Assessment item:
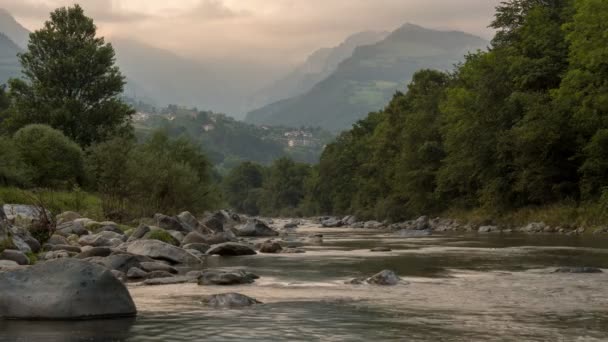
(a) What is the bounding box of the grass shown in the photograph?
[0,187,104,221]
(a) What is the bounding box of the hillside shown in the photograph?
[248,31,388,110]
[245,24,488,131]
[133,106,334,170]
[0,33,22,84]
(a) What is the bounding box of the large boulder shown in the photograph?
[127,224,151,242]
[234,220,278,237]
[203,293,261,308]
[259,241,283,254]
[197,270,258,285]
[0,258,137,319]
[0,249,30,265]
[154,214,191,233]
[321,218,343,228]
[206,242,257,256]
[8,225,41,253]
[126,239,200,264]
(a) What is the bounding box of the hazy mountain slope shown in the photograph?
[0,33,22,84]
[246,24,489,131]
[0,9,29,49]
[248,31,388,111]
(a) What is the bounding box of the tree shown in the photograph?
[223,162,265,215]
[0,136,31,187]
[12,124,84,188]
[4,5,133,146]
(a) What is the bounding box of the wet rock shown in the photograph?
[307,234,323,244]
[127,267,148,279]
[182,243,210,254]
[198,270,258,285]
[414,216,430,230]
[234,219,279,237]
[0,258,137,319]
[206,242,257,256]
[259,241,283,254]
[203,293,261,308]
[0,249,29,265]
[370,247,392,252]
[139,261,178,274]
[143,276,197,286]
[553,267,603,274]
[127,239,200,264]
[281,247,306,254]
[348,270,402,286]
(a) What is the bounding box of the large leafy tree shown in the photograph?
[5,5,133,146]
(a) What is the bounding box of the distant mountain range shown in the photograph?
[247,31,389,111]
[0,9,28,49]
[245,24,489,131]
[0,32,21,84]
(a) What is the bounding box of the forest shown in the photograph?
[1,1,608,229]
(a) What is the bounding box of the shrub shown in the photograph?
[13,124,84,188]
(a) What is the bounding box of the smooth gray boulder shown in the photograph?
[235,220,279,237]
[0,258,137,319]
[321,218,343,228]
[181,231,208,245]
[183,243,211,254]
[127,267,148,279]
[47,234,69,246]
[197,270,258,285]
[154,214,191,233]
[139,261,178,274]
[203,293,261,308]
[127,239,200,264]
[127,224,151,242]
[0,249,29,265]
[259,241,282,254]
[206,242,257,256]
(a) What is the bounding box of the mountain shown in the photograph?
[245,24,489,131]
[0,33,22,84]
[248,31,389,110]
[0,9,29,48]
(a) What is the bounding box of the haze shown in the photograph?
[2,0,499,68]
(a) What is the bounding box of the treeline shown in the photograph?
[226,0,608,223]
[0,5,218,220]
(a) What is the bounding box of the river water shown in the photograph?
[2,224,608,341]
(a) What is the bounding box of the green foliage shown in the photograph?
[0,135,30,187]
[3,5,133,146]
[13,124,84,188]
[0,187,103,220]
[223,162,265,215]
[147,229,178,246]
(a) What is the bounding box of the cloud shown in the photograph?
[186,0,249,20]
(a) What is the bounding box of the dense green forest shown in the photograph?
[2,1,608,228]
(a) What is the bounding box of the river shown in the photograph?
[2,223,608,341]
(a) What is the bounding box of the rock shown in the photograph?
[155,214,191,233]
[259,241,283,254]
[3,204,50,225]
[0,258,137,319]
[0,249,30,265]
[342,216,357,226]
[197,270,258,285]
[234,219,279,237]
[8,225,41,253]
[307,234,323,244]
[349,270,402,286]
[143,276,196,286]
[364,221,384,229]
[76,247,113,259]
[321,218,343,228]
[203,293,261,308]
[42,250,71,260]
[553,267,603,274]
[182,243,211,254]
[478,226,500,233]
[202,214,224,233]
[79,234,115,247]
[47,234,69,246]
[522,222,547,233]
[284,221,299,229]
[111,270,127,283]
[398,229,432,237]
[97,222,124,235]
[127,239,200,264]
[127,224,151,242]
[281,247,306,254]
[139,261,178,274]
[145,270,174,279]
[204,232,236,245]
[370,247,392,252]
[206,242,257,256]
[182,231,208,245]
[414,216,430,230]
[97,231,126,241]
[177,211,205,232]
[43,244,82,253]
[0,259,20,270]
[127,267,148,279]
[167,230,185,243]
[96,253,151,273]
[55,211,82,225]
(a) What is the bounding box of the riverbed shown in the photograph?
[2,223,608,341]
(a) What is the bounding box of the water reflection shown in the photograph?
[0,317,135,342]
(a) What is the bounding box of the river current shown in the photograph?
[2,223,608,341]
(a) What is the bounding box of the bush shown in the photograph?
[0,136,31,187]
[13,124,84,188]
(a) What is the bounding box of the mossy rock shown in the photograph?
[146,229,179,246]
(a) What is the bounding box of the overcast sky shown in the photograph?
[1,0,501,67]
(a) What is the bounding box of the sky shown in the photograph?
[0,0,501,68]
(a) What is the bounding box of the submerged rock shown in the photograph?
[197,270,258,285]
[259,241,283,254]
[0,258,137,319]
[234,219,279,237]
[348,270,402,286]
[203,293,261,308]
[370,247,392,252]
